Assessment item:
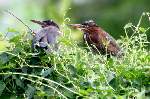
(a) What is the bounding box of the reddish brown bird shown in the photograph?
[69,20,123,57]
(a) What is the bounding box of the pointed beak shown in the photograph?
[68,24,84,29]
[31,20,45,26]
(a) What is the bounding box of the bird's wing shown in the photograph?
[39,35,48,48]
[88,32,106,52]
[46,26,60,44]
[34,28,48,41]
[105,32,121,55]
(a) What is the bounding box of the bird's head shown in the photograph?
[31,19,59,29]
[69,20,98,33]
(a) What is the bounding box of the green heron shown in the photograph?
[31,20,62,52]
[69,20,123,57]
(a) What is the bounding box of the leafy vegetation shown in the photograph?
[0,13,150,99]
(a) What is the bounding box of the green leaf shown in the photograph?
[124,23,132,29]
[7,28,18,33]
[0,41,10,52]
[16,78,24,88]
[0,81,6,96]
[79,89,89,95]
[37,91,47,97]
[25,85,36,99]
[9,35,21,43]
[139,27,146,33]
[40,68,53,77]
[0,53,9,64]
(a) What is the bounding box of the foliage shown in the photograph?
[0,13,150,99]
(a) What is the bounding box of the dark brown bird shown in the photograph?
[69,20,123,57]
[31,20,62,52]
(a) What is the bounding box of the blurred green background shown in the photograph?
[0,0,150,40]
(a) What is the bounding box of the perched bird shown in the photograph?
[69,20,123,57]
[31,20,62,52]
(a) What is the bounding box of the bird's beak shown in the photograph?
[68,24,84,29]
[31,20,45,26]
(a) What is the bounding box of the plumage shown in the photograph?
[31,20,61,52]
[69,20,123,57]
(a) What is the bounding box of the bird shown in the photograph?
[31,19,62,53]
[69,20,123,57]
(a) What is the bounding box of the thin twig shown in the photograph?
[0,72,82,96]
[21,77,68,99]
[4,10,34,35]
